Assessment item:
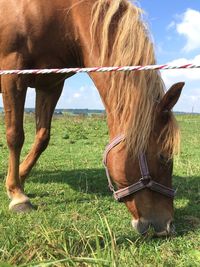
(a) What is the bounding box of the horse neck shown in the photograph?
[90,72,120,139]
[71,0,128,139]
[83,51,121,138]
[82,40,122,138]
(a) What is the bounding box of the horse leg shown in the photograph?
[19,83,63,186]
[1,74,32,212]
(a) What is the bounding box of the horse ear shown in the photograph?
[158,82,185,112]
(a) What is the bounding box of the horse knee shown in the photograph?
[36,128,50,152]
[6,128,24,149]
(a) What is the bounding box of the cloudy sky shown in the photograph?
[0,0,200,112]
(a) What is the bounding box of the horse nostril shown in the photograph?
[132,218,150,235]
[154,220,176,237]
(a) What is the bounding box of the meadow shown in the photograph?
[0,113,199,267]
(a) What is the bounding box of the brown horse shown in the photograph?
[0,0,184,236]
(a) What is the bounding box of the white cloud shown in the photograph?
[161,55,200,113]
[167,21,175,30]
[56,83,104,110]
[162,54,200,84]
[73,92,81,98]
[176,9,200,52]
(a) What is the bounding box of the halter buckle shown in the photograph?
[140,176,151,186]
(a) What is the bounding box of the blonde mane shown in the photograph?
[90,0,179,157]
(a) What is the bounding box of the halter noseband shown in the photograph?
[103,135,176,202]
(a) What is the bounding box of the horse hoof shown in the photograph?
[10,202,35,213]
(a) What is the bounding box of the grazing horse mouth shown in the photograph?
[132,218,176,236]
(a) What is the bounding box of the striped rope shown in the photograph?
[0,63,199,75]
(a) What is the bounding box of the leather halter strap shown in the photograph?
[103,135,176,202]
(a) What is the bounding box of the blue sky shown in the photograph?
[0,0,200,112]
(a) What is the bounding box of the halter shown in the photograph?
[103,135,176,202]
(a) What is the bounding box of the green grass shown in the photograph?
[0,114,199,267]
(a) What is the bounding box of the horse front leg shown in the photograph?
[19,83,63,187]
[1,74,33,212]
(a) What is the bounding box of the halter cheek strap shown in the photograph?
[103,135,176,202]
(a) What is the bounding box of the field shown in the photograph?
[0,114,199,267]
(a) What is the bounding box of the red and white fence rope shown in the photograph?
[0,63,199,75]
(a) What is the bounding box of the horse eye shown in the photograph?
[159,154,170,164]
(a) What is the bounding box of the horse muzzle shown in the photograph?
[132,218,176,237]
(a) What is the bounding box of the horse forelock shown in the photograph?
[90,0,179,157]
